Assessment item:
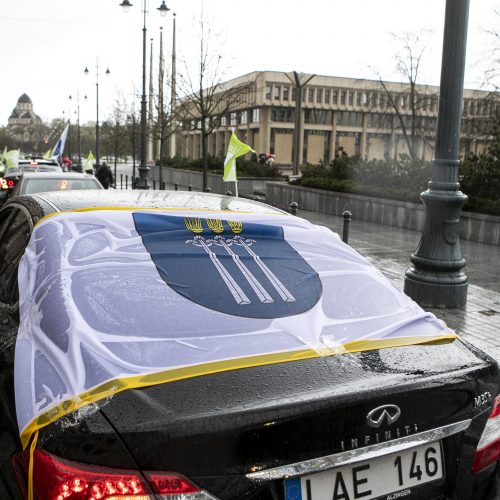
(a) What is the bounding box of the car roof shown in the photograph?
[19,158,59,165]
[20,190,287,215]
[4,166,62,176]
[18,172,97,180]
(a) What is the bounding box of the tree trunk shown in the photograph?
[202,132,208,191]
[410,83,418,160]
[159,124,165,189]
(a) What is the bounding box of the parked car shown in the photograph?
[0,172,102,205]
[0,190,499,500]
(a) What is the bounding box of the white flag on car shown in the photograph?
[15,208,456,448]
[50,122,70,161]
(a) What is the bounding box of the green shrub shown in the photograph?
[293,153,500,215]
[162,155,283,178]
[161,151,500,215]
[460,153,500,201]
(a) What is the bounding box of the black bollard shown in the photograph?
[204,187,211,193]
[120,174,123,190]
[125,175,128,190]
[290,202,298,215]
[188,185,193,192]
[161,181,166,190]
[226,191,232,196]
[342,211,352,244]
[153,180,156,190]
[174,182,178,191]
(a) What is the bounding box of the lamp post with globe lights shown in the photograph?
[120,0,170,189]
[69,94,87,167]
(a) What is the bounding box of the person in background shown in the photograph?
[61,156,73,171]
[265,154,276,168]
[95,162,114,189]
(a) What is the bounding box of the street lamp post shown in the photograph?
[68,95,74,161]
[69,94,87,166]
[404,0,470,307]
[66,98,72,161]
[84,61,110,168]
[120,0,170,190]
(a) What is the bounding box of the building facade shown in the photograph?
[7,93,45,144]
[178,71,496,166]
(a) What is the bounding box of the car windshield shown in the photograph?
[22,178,101,194]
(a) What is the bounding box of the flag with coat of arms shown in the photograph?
[15,207,456,450]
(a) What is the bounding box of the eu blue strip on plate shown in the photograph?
[285,478,302,500]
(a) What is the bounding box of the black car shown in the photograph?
[0,190,499,500]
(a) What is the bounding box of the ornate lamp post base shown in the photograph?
[137,165,150,189]
[405,270,468,309]
[404,276,468,309]
[404,183,468,308]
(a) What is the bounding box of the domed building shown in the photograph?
[7,93,44,143]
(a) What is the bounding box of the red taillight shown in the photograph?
[144,471,199,495]
[14,449,217,499]
[18,449,150,499]
[472,395,500,473]
[0,179,16,189]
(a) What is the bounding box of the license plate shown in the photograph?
[285,441,443,500]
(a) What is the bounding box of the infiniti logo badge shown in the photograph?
[366,404,401,428]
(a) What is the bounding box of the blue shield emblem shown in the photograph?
[133,213,322,319]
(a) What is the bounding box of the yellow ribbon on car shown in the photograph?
[20,333,456,450]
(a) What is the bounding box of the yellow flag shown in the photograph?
[43,148,52,160]
[223,132,255,182]
[84,151,95,173]
[4,149,20,169]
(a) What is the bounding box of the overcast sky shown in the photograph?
[1,0,498,127]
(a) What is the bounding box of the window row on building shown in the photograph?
[263,81,498,117]
[265,81,441,113]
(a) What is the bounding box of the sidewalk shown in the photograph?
[298,209,500,363]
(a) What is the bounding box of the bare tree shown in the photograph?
[375,31,437,160]
[102,96,128,182]
[151,94,176,188]
[149,30,176,189]
[176,13,254,190]
[483,11,500,92]
[483,11,500,154]
[125,93,141,182]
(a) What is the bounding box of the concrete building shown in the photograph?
[177,71,496,167]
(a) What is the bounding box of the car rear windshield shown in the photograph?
[22,178,101,194]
